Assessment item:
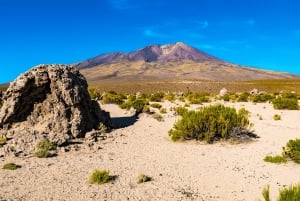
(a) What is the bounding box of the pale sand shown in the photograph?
[1,101,300,201]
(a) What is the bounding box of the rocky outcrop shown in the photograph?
[0,64,111,156]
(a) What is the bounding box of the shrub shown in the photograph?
[164,93,175,102]
[186,92,210,104]
[238,108,250,117]
[98,122,109,133]
[150,103,162,109]
[88,88,101,100]
[149,92,165,102]
[168,104,250,143]
[175,106,188,116]
[88,169,111,185]
[272,97,298,110]
[236,92,250,102]
[262,185,271,201]
[264,155,287,163]
[137,174,152,184]
[283,139,300,163]
[101,91,126,105]
[159,108,167,114]
[132,99,149,114]
[250,94,273,103]
[152,113,164,122]
[34,139,56,158]
[3,163,21,170]
[273,114,281,121]
[278,183,300,201]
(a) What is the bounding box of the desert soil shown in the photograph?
[1,100,300,201]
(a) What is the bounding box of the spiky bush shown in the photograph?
[168,104,250,143]
[101,91,126,105]
[150,103,162,109]
[273,114,281,120]
[149,92,165,102]
[88,169,111,185]
[250,94,274,103]
[283,139,300,163]
[132,99,149,114]
[3,163,21,170]
[260,184,300,201]
[164,93,175,102]
[272,97,298,110]
[185,92,210,104]
[278,183,300,201]
[236,92,250,102]
[137,174,152,184]
[88,88,101,100]
[264,155,287,164]
[175,106,188,116]
[34,139,56,158]
[0,136,6,147]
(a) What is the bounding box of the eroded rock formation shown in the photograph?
[0,64,111,156]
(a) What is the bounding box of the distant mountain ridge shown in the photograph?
[74,42,222,70]
[74,42,298,81]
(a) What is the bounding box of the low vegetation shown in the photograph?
[2,163,21,170]
[34,138,56,158]
[0,136,6,147]
[283,139,300,163]
[273,114,281,120]
[272,97,298,110]
[169,104,251,143]
[101,91,126,105]
[88,87,101,100]
[264,155,287,163]
[88,169,111,185]
[137,174,152,184]
[152,113,164,122]
[260,183,300,201]
[150,103,162,109]
[174,106,188,116]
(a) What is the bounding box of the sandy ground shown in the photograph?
[1,100,300,201]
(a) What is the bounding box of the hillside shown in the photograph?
[74,42,297,82]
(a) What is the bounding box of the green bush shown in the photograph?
[260,184,300,201]
[34,139,56,158]
[149,92,165,102]
[168,104,250,143]
[273,114,281,121]
[88,88,101,100]
[164,93,175,102]
[0,136,6,146]
[88,169,111,185]
[283,139,300,163]
[150,103,162,109]
[175,106,188,116]
[152,113,164,122]
[236,92,250,102]
[132,99,149,114]
[159,108,167,114]
[272,97,298,110]
[101,91,126,105]
[278,183,300,201]
[137,174,152,184]
[3,163,21,170]
[264,155,287,163]
[186,92,210,104]
[250,94,274,103]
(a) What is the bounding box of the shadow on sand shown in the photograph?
[111,115,139,128]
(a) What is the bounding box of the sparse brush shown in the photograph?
[278,183,300,201]
[0,136,7,146]
[282,139,300,163]
[150,103,162,109]
[175,106,188,116]
[137,174,152,184]
[152,113,164,122]
[98,122,109,133]
[159,108,167,114]
[262,185,271,201]
[272,97,298,110]
[264,155,287,163]
[34,138,56,158]
[3,163,21,170]
[273,114,281,120]
[88,169,111,185]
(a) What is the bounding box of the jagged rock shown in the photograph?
[0,64,111,156]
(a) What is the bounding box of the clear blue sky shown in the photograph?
[1,0,300,83]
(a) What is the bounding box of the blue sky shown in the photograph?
[1,0,300,83]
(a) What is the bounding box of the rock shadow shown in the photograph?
[111,115,138,128]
